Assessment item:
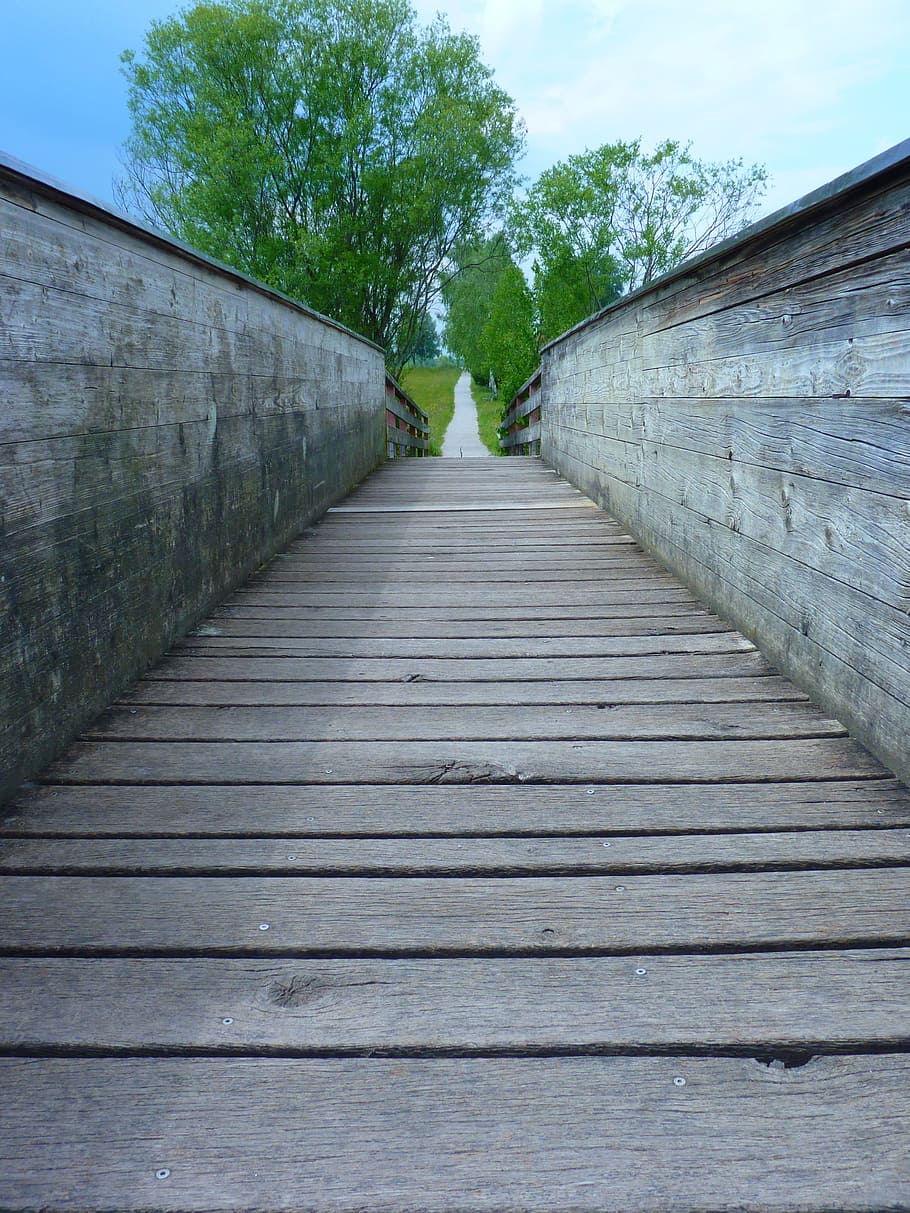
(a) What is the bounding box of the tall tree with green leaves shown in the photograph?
[117,0,524,375]
[480,263,538,406]
[441,234,514,383]
[512,139,768,331]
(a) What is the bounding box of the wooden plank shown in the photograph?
[224,586,703,608]
[118,676,811,708]
[144,650,774,682]
[1,868,908,953]
[3,828,908,876]
[172,632,755,660]
[202,614,729,638]
[255,561,665,582]
[43,736,882,786]
[2,1055,908,1210]
[8,779,908,836]
[82,701,845,743]
[214,602,702,622]
[1,950,907,1051]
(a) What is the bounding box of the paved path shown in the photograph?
[441,370,490,457]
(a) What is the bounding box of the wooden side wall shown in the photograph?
[541,143,910,785]
[0,158,386,804]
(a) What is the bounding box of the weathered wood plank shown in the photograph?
[224,585,702,608]
[43,736,882,786]
[8,779,907,836]
[1,951,907,1051]
[173,632,755,660]
[542,153,910,787]
[118,676,810,708]
[83,701,844,743]
[144,651,773,682]
[2,1055,908,1210]
[3,828,907,876]
[202,613,729,638]
[1,869,908,953]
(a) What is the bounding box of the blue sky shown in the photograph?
[2,0,909,220]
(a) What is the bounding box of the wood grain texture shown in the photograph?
[1,1055,908,1210]
[9,779,906,836]
[82,701,844,743]
[2,868,908,954]
[141,651,774,682]
[119,676,808,708]
[1,950,908,1051]
[3,828,908,876]
[541,153,910,784]
[43,736,883,785]
[0,162,386,805]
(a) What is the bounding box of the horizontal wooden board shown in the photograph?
[3,828,908,876]
[83,701,844,743]
[2,868,907,953]
[173,631,753,660]
[10,779,905,837]
[226,586,703,608]
[202,613,728,639]
[1,950,908,1052]
[2,1054,908,1210]
[145,650,774,682]
[44,736,882,786]
[121,676,808,708]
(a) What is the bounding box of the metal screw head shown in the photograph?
[615,885,625,893]
[601,841,611,848]
[674,1077,686,1087]
[586,788,596,795]
[306,816,316,822]
[258,923,270,931]
[156,1169,171,1180]
[287,854,297,861]
[635,967,648,976]
[222,1017,234,1025]
[325,768,334,774]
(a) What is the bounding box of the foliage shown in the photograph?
[441,234,513,383]
[533,245,622,344]
[118,0,525,377]
[479,262,538,407]
[468,378,504,456]
[405,312,441,364]
[512,138,769,321]
[399,364,460,456]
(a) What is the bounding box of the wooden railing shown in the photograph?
[385,375,430,457]
[0,150,388,806]
[500,367,542,455]
[540,137,910,787]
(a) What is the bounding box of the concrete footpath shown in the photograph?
[441,371,490,457]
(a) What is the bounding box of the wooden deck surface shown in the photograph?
[2,457,909,1211]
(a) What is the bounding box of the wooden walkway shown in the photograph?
[2,458,909,1211]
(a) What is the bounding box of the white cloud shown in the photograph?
[416,0,910,212]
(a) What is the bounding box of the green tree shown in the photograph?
[441,233,514,383]
[513,138,769,319]
[406,312,441,364]
[117,0,524,376]
[480,263,538,406]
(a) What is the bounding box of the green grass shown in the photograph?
[399,365,461,456]
[469,378,505,456]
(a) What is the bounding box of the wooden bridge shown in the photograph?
[2,146,910,1209]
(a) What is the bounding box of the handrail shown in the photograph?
[500,366,542,456]
[385,374,430,458]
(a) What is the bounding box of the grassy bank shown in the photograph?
[469,379,505,456]
[399,365,461,456]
